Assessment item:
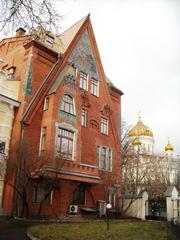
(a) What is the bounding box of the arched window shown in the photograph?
[61,94,75,115]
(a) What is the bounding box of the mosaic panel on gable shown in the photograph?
[68,30,100,80]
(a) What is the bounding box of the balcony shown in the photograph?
[35,161,101,184]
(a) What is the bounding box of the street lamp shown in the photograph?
[106,203,112,230]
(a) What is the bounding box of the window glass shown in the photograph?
[7,67,16,80]
[81,109,86,127]
[101,118,108,135]
[45,34,54,47]
[32,181,51,204]
[97,146,112,171]
[40,127,47,152]
[57,128,74,160]
[43,96,49,110]
[61,94,75,115]
[91,78,99,96]
[72,185,85,205]
[80,72,88,91]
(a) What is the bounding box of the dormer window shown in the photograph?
[45,34,54,47]
[7,67,16,80]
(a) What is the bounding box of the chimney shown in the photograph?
[16,28,26,37]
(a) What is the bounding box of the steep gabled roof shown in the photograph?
[22,15,91,124]
[22,13,122,146]
[57,16,88,54]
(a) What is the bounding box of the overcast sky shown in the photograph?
[57,0,180,154]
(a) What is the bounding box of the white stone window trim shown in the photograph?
[55,122,78,161]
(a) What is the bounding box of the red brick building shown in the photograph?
[0,15,123,217]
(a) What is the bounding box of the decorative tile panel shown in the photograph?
[68,30,100,80]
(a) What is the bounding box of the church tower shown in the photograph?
[128,116,154,155]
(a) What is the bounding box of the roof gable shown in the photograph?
[58,16,87,54]
[22,15,120,129]
[67,29,99,80]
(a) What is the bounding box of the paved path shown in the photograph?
[0,217,32,240]
[167,222,180,240]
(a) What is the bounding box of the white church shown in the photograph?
[127,116,180,186]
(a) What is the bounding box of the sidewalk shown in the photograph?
[167,222,180,240]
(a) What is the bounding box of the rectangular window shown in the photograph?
[40,127,47,152]
[91,78,99,96]
[81,109,87,127]
[80,72,88,91]
[6,67,16,80]
[0,141,5,154]
[101,118,108,135]
[32,181,52,204]
[43,96,49,111]
[97,146,112,171]
[73,185,85,205]
[45,34,54,47]
[57,128,74,160]
[101,147,106,170]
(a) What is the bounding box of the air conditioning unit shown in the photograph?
[69,205,78,213]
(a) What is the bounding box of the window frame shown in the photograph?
[6,67,16,80]
[32,180,52,205]
[80,72,88,91]
[97,146,112,171]
[81,109,87,127]
[72,185,85,205]
[61,94,76,115]
[39,127,47,154]
[91,78,99,97]
[45,34,54,47]
[100,117,108,135]
[56,128,75,160]
[43,96,49,111]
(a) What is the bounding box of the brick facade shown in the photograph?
[0,15,123,217]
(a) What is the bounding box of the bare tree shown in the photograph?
[0,135,66,218]
[35,152,66,217]
[119,121,168,216]
[0,0,64,35]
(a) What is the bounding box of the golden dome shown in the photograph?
[165,140,174,151]
[132,137,141,145]
[128,118,153,138]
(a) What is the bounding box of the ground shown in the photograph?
[0,217,179,240]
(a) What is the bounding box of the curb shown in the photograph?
[27,233,40,240]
